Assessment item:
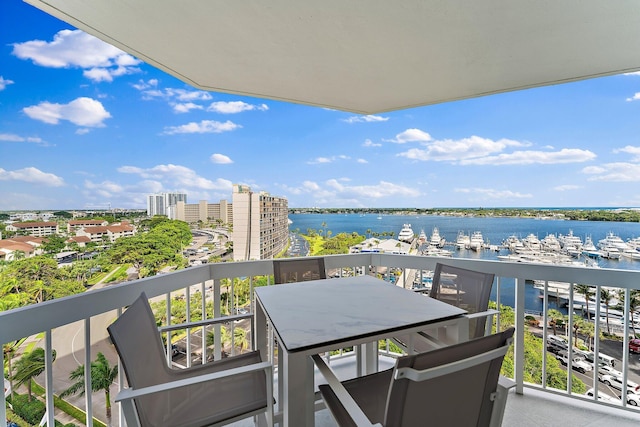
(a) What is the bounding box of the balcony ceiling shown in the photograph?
[25,0,640,114]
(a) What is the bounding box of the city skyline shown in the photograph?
[3,1,640,211]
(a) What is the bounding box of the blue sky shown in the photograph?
[2,1,640,211]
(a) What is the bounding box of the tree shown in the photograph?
[574,284,595,320]
[600,288,614,334]
[3,341,19,403]
[42,234,66,254]
[60,352,118,420]
[548,309,565,336]
[12,347,56,401]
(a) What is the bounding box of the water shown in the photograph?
[289,213,640,314]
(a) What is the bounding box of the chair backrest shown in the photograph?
[385,327,514,427]
[272,257,326,284]
[429,263,495,338]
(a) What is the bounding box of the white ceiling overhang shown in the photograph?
[24,0,640,114]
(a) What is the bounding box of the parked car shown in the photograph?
[600,374,640,394]
[577,350,616,367]
[585,388,620,405]
[629,338,640,354]
[597,364,623,381]
[555,350,592,374]
[624,392,640,406]
[546,334,568,354]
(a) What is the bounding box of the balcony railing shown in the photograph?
[2,253,640,426]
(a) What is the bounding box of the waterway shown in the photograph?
[288,213,640,314]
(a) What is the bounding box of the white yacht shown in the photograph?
[468,231,484,251]
[522,233,542,250]
[558,230,583,257]
[582,236,601,258]
[598,232,630,251]
[429,227,445,247]
[398,223,414,242]
[418,229,428,244]
[456,231,470,250]
[541,233,561,252]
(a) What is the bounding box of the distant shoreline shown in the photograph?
[289,207,640,223]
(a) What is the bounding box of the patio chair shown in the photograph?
[313,327,515,427]
[273,257,326,284]
[107,292,273,427]
[429,263,496,339]
[394,263,496,353]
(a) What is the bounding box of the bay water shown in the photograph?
[288,213,640,314]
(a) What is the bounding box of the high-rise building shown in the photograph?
[174,200,232,224]
[147,192,187,217]
[232,184,289,261]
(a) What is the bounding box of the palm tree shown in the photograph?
[3,341,19,403]
[574,284,595,320]
[548,309,565,336]
[60,352,118,420]
[600,288,614,334]
[12,347,56,401]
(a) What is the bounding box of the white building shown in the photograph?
[232,184,289,261]
[174,200,232,224]
[147,192,187,217]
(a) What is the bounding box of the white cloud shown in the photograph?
[0,167,64,186]
[207,101,268,114]
[162,120,241,135]
[626,93,640,102]
[613,145,640,162]
[388,128,432,144]
[362,139,382,147]
[283,179,420,202]
[173,102,204,113]
[623,71,640,76]
[398,136,527,162]
[454,188,532,199]
[0,133,46,145]
[343,115,389,123]
[553,184,581,191]
[582,162,640,182]
[307,155,351,164]
[12,29,140,82]
[357,158,368,164]
[0,76,14,91]
[118,164,233,190]
[23,97,111,127]
[460,148,596,165]
[210,153,233,164]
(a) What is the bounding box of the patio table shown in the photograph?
[254,275,468,426]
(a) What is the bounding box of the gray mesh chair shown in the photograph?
[108,292,273,427]
[394,263,496,353]
[272,257,326,284]
[314,328,515,427]
[429,263,495,339]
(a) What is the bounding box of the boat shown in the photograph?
[468,231,484,251]
[418,229,428,244]
[540,233,561,252]
[398,223,414,242]
[598,232,630,251]
[456,231,470,250]
[522,233,542,250]
[429,227,445,247]
[582,236,601,258]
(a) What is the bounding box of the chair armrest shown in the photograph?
[466,308,499,320]
[489,376,516,427]
[311,355,382,427]
[115,361,272,402]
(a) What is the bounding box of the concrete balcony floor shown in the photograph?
[228,354,640,427]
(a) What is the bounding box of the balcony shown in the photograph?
[3,253,640,426]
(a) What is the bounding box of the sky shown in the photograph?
[2,2,640,211]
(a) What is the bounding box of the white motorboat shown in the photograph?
[468,231,484,251]
[398,223,414,242]
[541,233,561,252]
[456,231,470,250]
[429,227,445,247]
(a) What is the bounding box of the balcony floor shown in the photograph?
[228,354,640,427]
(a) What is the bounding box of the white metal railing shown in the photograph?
[2,253,640,426]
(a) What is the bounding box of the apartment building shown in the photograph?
[232,184,289,261]
[75,222,136,243]
[173,200,232,224]
[147,192,187,217]
[5,221,59,237]
[0,236,44,261]
[67,219,109,233]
